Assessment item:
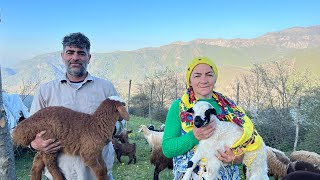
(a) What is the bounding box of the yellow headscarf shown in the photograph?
[186,57,218,87]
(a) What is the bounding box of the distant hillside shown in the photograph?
[2,25,320,97]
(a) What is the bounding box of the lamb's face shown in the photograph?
[187,101,217,128]
[104,99,130,121]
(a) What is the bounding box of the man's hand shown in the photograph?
[217,145,244,164]
[193,121,216,141]
[30,130,61,154]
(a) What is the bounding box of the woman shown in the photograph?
[162,57,263,179]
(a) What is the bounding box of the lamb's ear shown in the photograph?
[209,108,217,115]
[187,107,194,113]
[117,105,130,121]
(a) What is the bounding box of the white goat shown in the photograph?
[139,124,164,150]
[182,101,268,180]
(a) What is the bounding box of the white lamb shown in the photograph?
[182,101,268,180]
[139,124,164,150]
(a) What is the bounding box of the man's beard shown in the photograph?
[66,62,88,77]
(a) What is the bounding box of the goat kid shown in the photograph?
[12,97,129,180]
[113,129,133,144]
[112,138,137,164]
[182,101,268,180]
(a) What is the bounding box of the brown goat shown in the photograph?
[150,147,173,180]
[12,98,129,180]
[113,129,133,144]
[112,138,136,164]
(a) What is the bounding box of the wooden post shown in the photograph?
[128,80,131,112]
[293,98,302,151]
[149,82,154,124]
[126,80,132,129]
[0,67,17,179]
[236,81,240,104]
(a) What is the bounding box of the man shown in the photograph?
[29,32,118,180]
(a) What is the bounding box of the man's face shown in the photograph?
[61,46,91,77]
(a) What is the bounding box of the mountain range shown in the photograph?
[2,25,320,97]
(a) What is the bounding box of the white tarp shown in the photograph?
[2,92,30,134]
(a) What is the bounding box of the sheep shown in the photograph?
[290,150,320,166]
[265,146,291,179]
[12,96,129,180]
[139,125,164,150]
[249,146,320,179]
[140,124,172,179]
[148,124,156,130]
[150,147,173,180]
[113,129,133,144]
[282,170,320,180]
[243,146,290,179]
[112,138,136,164]
[287,161,320,174]
[159,123,165,131]
[18,110,26,123]
[182,101,268,180]
[148,124,162,132]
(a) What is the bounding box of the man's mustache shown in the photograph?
[68,61,83,66]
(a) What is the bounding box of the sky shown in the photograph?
[0,0,319,66]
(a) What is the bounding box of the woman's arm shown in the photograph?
[162,100,198,158]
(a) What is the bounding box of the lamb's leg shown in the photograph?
[42,153,65,180]
[244,144,269,180]
[30,152,45,180]
[117,154,122,163]
[182,150,202,180]
[128,157,133,164]
[83,153,109,180]
[206,157,223,179]
[153,166,160,180]
[133,154,137,164]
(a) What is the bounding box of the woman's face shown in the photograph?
[189,64,216,99]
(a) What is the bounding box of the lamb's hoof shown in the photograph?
[187,161,193,168]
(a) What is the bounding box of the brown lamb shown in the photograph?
[12,98,129,180]
[150,147,173,180]
[112,138,137,164]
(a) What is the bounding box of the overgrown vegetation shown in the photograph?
[227,60,320,154]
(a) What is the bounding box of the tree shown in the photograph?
[131,67,185,121]
[0,67,17,179]
[228,60,317,151]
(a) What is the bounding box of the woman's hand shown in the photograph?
[193,121,216,141]
[217,145,244,164]
[30,130,61,154]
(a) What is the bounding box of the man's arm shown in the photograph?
[29,85,61,153]
[29,86,46,115]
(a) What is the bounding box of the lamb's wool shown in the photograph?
[290,150,320,166]
[150,147,173,180]
[139,125,164,150]
[112,138,136,164]
[282,171,320,180]
[12,97,129,180]
[265,146,290,179]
